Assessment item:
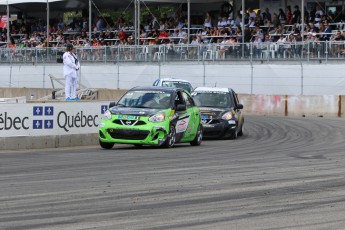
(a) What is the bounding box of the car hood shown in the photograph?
[110,106,162,116]
[199,107,230,117]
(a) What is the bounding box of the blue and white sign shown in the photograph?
[0,102,109,137]
[33,120,43,129]
[101,105,108,114]
[33,106,43,116]
[45,106,54,116]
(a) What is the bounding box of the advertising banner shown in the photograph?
[0,102,109,137]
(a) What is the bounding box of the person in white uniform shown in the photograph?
[63,43,80,100]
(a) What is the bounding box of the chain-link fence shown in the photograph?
[1,41,345,64]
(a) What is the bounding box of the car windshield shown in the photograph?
[191,91,231,108]
[162,81,193,93]
[117,90,172,109]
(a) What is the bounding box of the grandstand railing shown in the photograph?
[1,41,345,64]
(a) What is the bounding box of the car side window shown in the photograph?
[153,80,159,86]
[230,90,239,107]
[175,91,185,108]
[182,91,195,108]
[227,92,235,107]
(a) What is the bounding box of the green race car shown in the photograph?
[99,86,203,149]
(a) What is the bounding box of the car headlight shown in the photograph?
[221,112,233,120]
[102,110,112,120]
[149,112,165,122]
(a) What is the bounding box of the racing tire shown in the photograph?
[238,124,243,136]
[190,124,203,146]
[163,125,176,148]
[99,140,114,149]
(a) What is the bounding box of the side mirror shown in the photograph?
[236,104,244,110]
[176,104,186,112]
[109,101,117,108]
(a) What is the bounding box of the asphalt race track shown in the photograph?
[1,115,345,230]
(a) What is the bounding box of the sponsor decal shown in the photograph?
[118,115,139,120]
[176,116,190,133]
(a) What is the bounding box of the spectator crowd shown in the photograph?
[1,3,345,59]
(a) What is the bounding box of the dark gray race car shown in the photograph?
[191,87,244,139]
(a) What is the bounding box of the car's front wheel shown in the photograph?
[163,125,176,148]
[99,140,114,149]
[190,124,203,146]
[238,124,243,136]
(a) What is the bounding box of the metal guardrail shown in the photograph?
[1,41,345,64]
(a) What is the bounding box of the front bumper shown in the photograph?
[99,120,169,146]
[202,119,237,139]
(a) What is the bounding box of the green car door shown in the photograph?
[177,90,200,141]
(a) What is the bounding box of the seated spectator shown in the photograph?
[177,28,187,38]
[81,39,91,60]
[277,34,286,57]
[117,29,127,41]
[211,26,220,37]
[92,38,101,61]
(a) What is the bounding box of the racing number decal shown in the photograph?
[176,116,190,133]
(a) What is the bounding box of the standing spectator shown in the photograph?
[248,8,257,19]
[96,17,103,31]
[63,44,80,101]
[315,6,323,24]
[117,15,125,29]
[291,5,301,24]
[263,8,272,22]
[204,12,212,28]
[272,14,281,28]
[57,18,65,30]
[286,6,292,25]
[278,8,287,25]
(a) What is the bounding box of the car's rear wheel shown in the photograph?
[190,124,203,146]
[163,125,176,148]
[99,140,114,149]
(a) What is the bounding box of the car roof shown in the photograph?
[131,86,177,92]
[193,87,230,93]
[159,78,191,83]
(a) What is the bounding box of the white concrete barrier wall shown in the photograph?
[1,63,345,95]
